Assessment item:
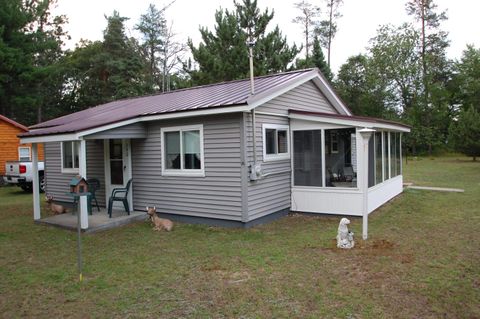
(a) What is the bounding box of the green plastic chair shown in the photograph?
[107,179,132,218]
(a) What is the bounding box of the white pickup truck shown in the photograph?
[3,161,45,192]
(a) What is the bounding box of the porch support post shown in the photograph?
[359,128,375,240]
[32,143,41,220]
[78,139,88,229]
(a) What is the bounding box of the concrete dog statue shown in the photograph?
[146,206,173,231]
[45,194,69,214]
[336,217,355,249]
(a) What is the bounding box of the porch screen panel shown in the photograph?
[390,132,397,177]
[325,128,357,188]
[368,135,375,187]
[394,133,401,176]
[375,132,383,185]
[293,130,322,187]
[384,132,390,179]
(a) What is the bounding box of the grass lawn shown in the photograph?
[0,156,479,318]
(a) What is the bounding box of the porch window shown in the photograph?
[293,130,323,186]
[161,125,204,176]
[18,147,31,161]
[61,141,80,173]
[368,131,402,187]
[325,128,357,188]
[263,124,289,161]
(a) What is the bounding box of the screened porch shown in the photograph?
[289,111,410,216]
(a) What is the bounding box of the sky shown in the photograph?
[53,0,480,73]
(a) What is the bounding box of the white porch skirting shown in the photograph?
[291,175,403,216]
[367,175,403,213]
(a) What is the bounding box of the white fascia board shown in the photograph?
[78,104,251,138]
[20,133,79,144]
[290,113,411,132]
[246,70,318,110]
[21,105,251,143]
[311,77,352,116]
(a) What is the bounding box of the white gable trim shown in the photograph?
[246,68,352,116]
[311,76,352,116]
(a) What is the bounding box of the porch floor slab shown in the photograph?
[36,209,147,233]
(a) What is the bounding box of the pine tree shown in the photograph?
[311,35,332,80]
[0,0,68,125]
[317,0,343,67]
[136,4,167,92]
[188,0,299,85]
[292,1,320,59]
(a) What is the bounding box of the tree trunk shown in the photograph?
[327,0,334,67]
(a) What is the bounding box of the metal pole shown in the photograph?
[76,196,83,282]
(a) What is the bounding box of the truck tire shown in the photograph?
[39,173,45,193]
[20,174,45,193]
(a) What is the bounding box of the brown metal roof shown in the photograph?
[23,69,317,137]
[289,110,411,129]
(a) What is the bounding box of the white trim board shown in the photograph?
[289,113,411,132]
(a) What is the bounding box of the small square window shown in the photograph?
[62,141,80,173]
[263,124,290,161]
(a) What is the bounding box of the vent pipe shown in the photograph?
[247,39,261,180]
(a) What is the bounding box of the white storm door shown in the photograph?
[104,139,132,210]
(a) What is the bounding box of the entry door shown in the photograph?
[104,139,132,211]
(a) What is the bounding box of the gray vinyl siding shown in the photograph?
[245,113,291,220]
[84,123,147,139]
[131,113,243,220]
[44,141,105,205]
[257,80,337,115]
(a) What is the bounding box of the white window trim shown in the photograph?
[161,124,205,177]
[61,141,80,174]
[18,146,31,161]
[262,124,290,162]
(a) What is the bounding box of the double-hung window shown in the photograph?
[161,125,204,176]
[61,141,80,173]
[18,147,31,161]
[263,124,290,161]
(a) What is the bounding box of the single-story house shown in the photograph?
[19,68,410,230]
[0,114,44,177]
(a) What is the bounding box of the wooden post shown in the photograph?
[32,143,41,220]
[78,140,88,229]
[359,128,375,240]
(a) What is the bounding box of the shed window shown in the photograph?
[62,141,80,173]
[18,147,31,161]
[161,125,204,176]
[263,124,289,161]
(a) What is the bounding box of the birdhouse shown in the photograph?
[69,175,88,194]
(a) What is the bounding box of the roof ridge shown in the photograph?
[93,68,317,103]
